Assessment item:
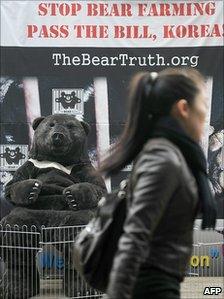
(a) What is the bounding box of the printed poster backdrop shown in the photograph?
[0,1,223,276]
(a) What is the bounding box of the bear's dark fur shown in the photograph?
[0,114,106,298]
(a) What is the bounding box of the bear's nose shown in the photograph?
[52,133,64,146]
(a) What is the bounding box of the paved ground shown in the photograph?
[181,277,224,299]
[31,277,224,299]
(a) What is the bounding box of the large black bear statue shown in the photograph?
[0,114,106,299]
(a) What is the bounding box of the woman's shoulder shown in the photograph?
[144,136,180,151]
[135,137,183,169]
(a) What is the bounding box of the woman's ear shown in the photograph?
[172,99,189,119]
[32,117,45,130]
[80,121,90,135]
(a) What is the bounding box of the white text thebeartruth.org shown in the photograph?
[52,53,199,68]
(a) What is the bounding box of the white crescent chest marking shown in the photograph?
[28,158,73,175]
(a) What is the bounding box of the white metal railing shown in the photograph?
[0,224,103,298]
[0,221,223,299]
[182,220,224,298]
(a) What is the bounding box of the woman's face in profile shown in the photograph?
[172,82,208,143]
[187,84,208,142]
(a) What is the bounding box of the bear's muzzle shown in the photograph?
[52,132,65,147]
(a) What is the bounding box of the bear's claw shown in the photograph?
[28,181,42,202]
[65,190,78,210]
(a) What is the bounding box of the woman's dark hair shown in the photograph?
[99,68,205,177]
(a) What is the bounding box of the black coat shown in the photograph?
[106,137,199,299]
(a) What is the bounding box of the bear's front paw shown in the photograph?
[63,183,99,211]
[10,179,43,205]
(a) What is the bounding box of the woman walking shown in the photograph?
[100,68,217,299]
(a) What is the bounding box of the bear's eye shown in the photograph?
[67,123,74,129]
[49,123,55,127]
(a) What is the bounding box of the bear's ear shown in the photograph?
[80,121,90,135]
[32,117,45,130]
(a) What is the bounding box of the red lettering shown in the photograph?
[163,24,223,39]
[163,25,175,38]
[73,25,108,38]
[87,3,132,16]
[148,4,159,16]
[60,25,69,38]
[188,25,200,38]
[39,25,49,38]
[201,25,211,37]
[87,4,98,16]
[176,25,187,38]
[59,3,70,16]
[160,4,171,16]
[205,2,216,15]
[137,2,216,17]
[114,26,125,38]
[172,4,185,16]
[48,25,69,38]
[27,25,38,38]
[38,3,82,16]
[193,3,204,15]
[38,3,48,16]
[114,26,153,39]
[138,4,148,16]
[71,3,82,16]
[27,25,69,38]
[210,24,222,37]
